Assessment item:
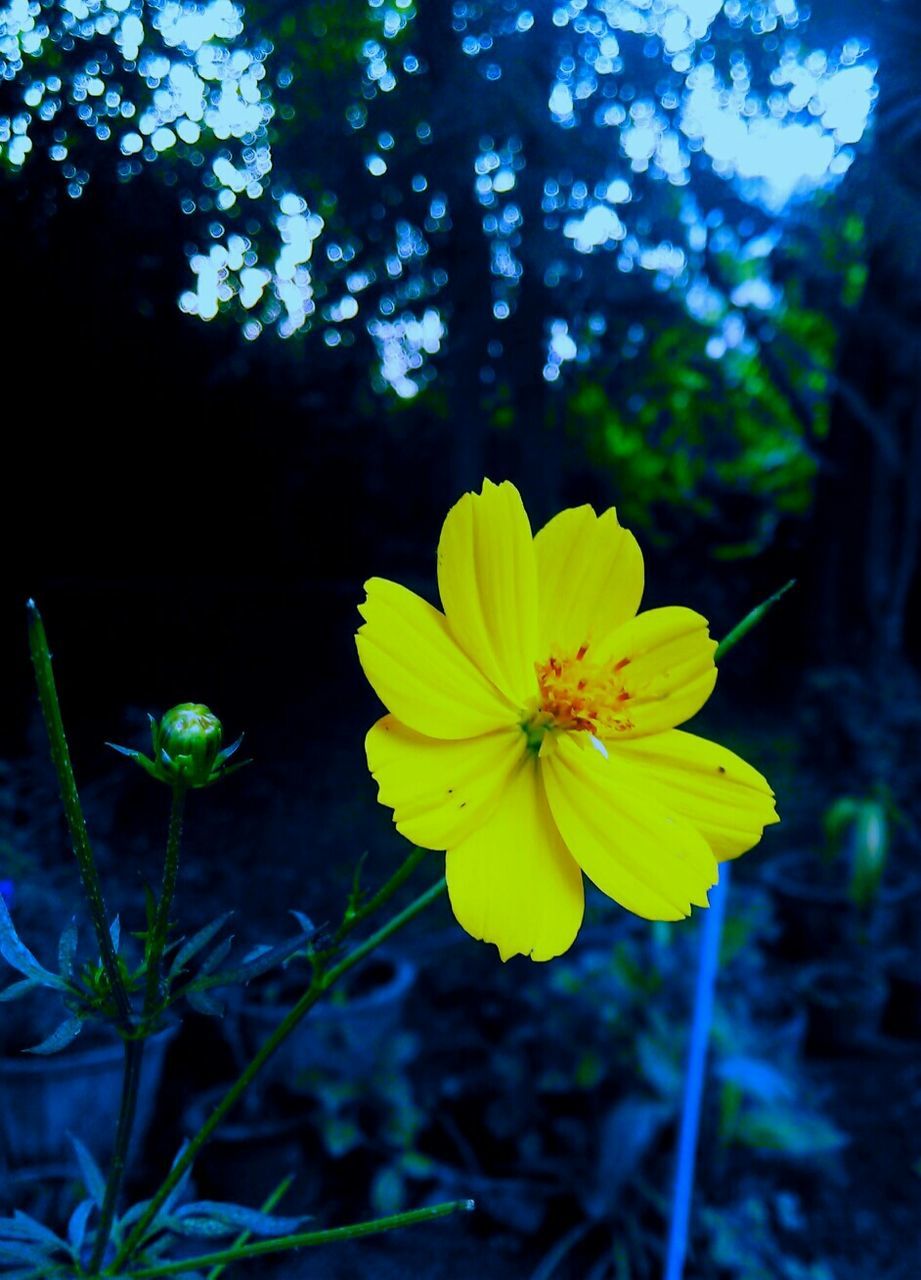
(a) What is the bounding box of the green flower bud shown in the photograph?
[108,703,245,788]
[157,704,223,787]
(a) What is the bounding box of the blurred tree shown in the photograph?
[1,0,877,548]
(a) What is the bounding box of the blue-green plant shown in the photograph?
[0,602,470,1278]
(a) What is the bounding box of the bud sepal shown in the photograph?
[108,704,247,789]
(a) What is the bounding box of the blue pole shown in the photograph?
[663,862,731,1280]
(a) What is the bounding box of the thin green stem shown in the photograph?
[26,601,131,1025]
[144,784,187,1019]
[111,875,448,1272]
[330,846,428,947]
[714,580,797,665]
[88,1038,146,1274]
[121,1201,475,1278]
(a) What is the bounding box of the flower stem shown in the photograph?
[714,580,796,664]
[26,601,131,1026]
[144,784,187,1019]
[88,1037,145,1274]
[121,1200,475,1278]
[111,874,448,1272]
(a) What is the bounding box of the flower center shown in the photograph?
[522,643,634,749]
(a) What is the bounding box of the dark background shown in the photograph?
[2,1,920,1277]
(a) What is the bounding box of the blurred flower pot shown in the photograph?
[762,851,921,960]
[181,1086,318,1210]
[0,1022,176,1171]
[238,952,416,1093]
[796,961,887,1056]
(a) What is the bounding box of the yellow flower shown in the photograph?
[357,479,779,961]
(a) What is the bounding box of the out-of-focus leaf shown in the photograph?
[636,1030,683,1100]
[717,1056,795,1105]
[0,1240,58,1265]
[168,912,235,982]
[26,1016,83,1055]
[0,895,68,990]
[584,1096,672,1219]
[58,919,79,981]
[67,1198,95,1251]
[190,926,313,992]
[174,1202,311,1236]
[734,1105,848,1156]
[69,1135,106,1209]
[187,988,225,1017]
[0,1212,65,1248]
[198,936,234,976]
[0,978,39,1002]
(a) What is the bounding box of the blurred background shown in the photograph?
[1,0,920,1276]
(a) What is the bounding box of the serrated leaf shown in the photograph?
[168,913,235,982]
[69,1135,106,1209]
[187,988,225,1017]
[67,1199,95,1251]
[26,1017,83,1056]
[58,919,79,981]
[0,978,39,1003]
[0,1212,64,1248]
[0,895,67,990]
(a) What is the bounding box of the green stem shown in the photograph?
[111,875,448,1272]
[26,601,131,1025]
[714,580,797,665]
[121,1201,475,1278]
[331,846,428,946]
[144,784,187,1019]
[88,1038,145,1274]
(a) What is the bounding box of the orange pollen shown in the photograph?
[535,645,635,736]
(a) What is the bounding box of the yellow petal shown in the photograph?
[366,715,526,850]
[599,606,718,738]
[357,577,515,739]
[534,505,644,655]
[540,732,718,920]
[437,479,540,706]
[446,756,584,961]
[610,729,779,861]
